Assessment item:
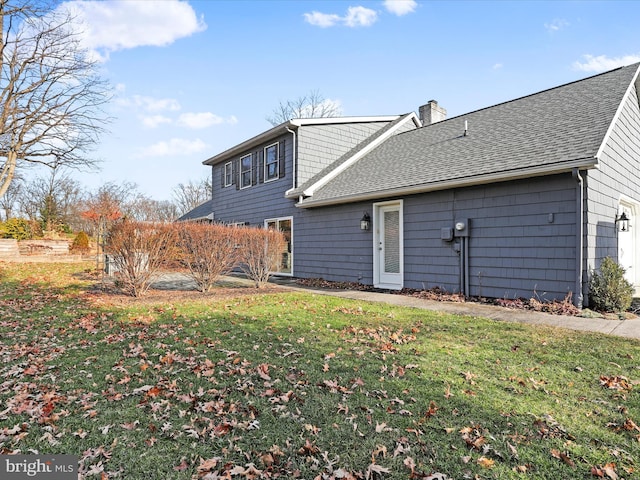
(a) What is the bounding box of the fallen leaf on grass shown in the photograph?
[365,463,390,479]
[477,457,494,468]
[550,449,575,467]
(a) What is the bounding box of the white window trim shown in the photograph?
[264,216,293,277]
[240,154,252,189]
[264,142,279,183]
[224,162,233,187]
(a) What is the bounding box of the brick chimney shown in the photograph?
[419,100,446,125]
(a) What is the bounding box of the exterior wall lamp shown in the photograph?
[360,213,371,231]
[615,211,630,232]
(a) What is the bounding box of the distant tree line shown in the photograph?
[0,168,211,238]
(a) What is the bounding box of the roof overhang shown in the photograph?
[203,115,401,166]
[296,157,598,208]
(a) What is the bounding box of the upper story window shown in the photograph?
[224,162,233,187]
[264,143,279,182]
[240,154,252,189]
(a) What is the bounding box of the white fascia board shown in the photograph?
[203,123,293,166]
[296,157,597,208]
[301,113,418,197]
[202,115,401,166]
[596,63,640,160]
[289,115,400,126]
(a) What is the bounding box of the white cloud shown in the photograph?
[544,18,569,32]
[135,138,208,158]
[303,11,342,28]
[345,6,378,27]
[117,95,181,113]
[177,112,237,129]
[141,115,172,128]
[304,5,377,28]
[383,0,417,16]
[60,0,207,61]
[492,63,503,70]
[573,54,640,72]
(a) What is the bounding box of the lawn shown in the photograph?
[0,262,639,479]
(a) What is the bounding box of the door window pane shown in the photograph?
[384,210,400,273]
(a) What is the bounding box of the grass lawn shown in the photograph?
[0,262,639,479]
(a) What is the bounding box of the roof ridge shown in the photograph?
[424,62,640,127]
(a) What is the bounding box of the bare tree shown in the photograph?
[80,181,137,235]
[0,170,21,220]
[20,165,83,231]
[266,89,342,126]
[0,0,111,199]
[172,176,211,217]
[127,194,179,223]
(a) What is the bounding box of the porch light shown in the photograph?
[360,213,371,231]
[615,212,630,232]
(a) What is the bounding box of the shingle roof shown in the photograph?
[299,63,640,207]
[287,113,419,198]
[177,199,214,221]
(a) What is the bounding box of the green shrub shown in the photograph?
[70,231,91,253]
[589,257,634,312]
[0,218,32,240]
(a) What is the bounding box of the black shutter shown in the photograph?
[279,139,286,178]
[220,164,225,188]
[257,149,264,184]
[252,152,258,186]
[234,159,240,190]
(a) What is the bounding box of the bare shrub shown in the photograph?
[237,227,286,288]
[105,220,176,297]
[177,223,239,292]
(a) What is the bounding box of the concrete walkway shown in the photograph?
[152,273,640,341]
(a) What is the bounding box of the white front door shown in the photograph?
[618,201,638,293]
[374,201,403,290]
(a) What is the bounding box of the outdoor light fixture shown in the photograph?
[360,213,371,231]
[615,212,630,232]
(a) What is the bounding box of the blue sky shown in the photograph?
[58,0,640,201]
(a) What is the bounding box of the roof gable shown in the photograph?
[300,63,640,207]
[287,113,420,198]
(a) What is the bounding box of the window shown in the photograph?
[224,162,233,187]
[264,143,279,182]
[240,154,252,188]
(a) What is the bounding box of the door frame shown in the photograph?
[373,200,404,290]
[264,216,293,276]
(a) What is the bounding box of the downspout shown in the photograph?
[286,127,297,190]
[572,168,584,308]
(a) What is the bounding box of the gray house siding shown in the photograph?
[210,132,296,225]
[455,175,577,301]
[295,174,578,302]
[297,122,389,185]
[584,78,640,270]
[294,203,375,284]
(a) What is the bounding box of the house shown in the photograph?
[181,63,640,307]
